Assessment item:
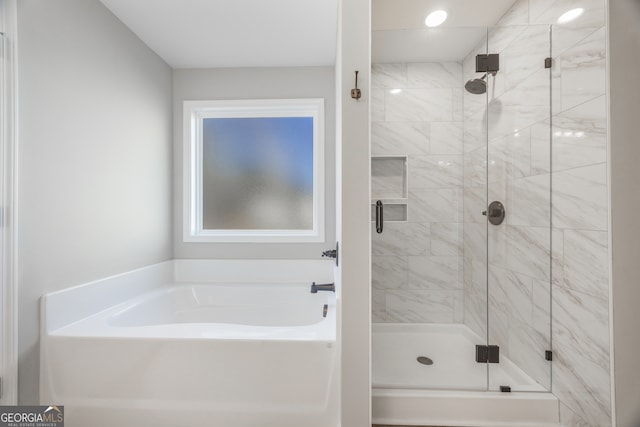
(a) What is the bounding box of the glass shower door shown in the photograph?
[371,26,491,392]
[485,24,553,392]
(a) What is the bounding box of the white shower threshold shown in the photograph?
[372,323,559,426]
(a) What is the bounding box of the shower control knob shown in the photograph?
[321,242,339,267]
[322,249,337,259]
[482,210,487,216]
[486,201,506,226]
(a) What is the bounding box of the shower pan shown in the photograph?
[371,22,554,425]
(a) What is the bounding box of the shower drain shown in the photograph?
[416,356,434,365]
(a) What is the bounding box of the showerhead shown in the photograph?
[464,74,487,95]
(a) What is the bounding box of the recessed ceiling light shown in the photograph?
[425,10,448,27]
[558,8,584,24]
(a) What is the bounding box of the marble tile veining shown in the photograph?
[409,189,461,223]
[532,278,551,337]
[409,155,462,190]
[507,319,551,389]
[495,0,529,26]
[453,88,463,122]
[501,25,551,91]
[552,163,607,231]
[559,401,601,427]
[489,25,528,59]
[371,122,429,155]
[431,122,463,154]
[405,222,431,256]
[408,256,462,290]
[386,89,454,122]
[559,27,606,113]
[562,229,608,300]
[488,127,532,182]
[505,225,551,281]
[431,222,463,256]
[553,285,610,381]
[372,289,387,323]
[372,222,409,256]
[551,95,607,172]
[372,256,407,290]
[371,89,385,123]
[488,265,534,325]
[407,62,461,89]
[488,69,550,142]
[386,289,456,323]
[530,120,552,174]
[463,146,486,188]
[464,282,487,338]
[372,63,407,89]
[507,173,551,228]
[463,185,486,224]
[489,303,509,350]
[553,330,612,427]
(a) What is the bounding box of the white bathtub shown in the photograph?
[40,260,339,427]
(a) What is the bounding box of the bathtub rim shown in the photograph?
[41,260,337,343]
[106,282,333,328]
[45,285,336,342]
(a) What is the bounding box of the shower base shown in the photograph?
[372,323,559,426]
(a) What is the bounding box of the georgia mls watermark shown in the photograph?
[0,406,64,427]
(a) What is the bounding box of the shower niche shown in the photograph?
[371,156,408,222]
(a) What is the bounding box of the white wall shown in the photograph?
[17,0,173,403]
[338,0,371,424]
[172,67,336,259]
[609,1,640,426]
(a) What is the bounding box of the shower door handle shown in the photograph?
[375,200,383,234]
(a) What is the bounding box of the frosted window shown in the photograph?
[202,117,313,230]
[183,99,325,242]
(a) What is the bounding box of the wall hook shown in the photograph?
[351,70,362,100]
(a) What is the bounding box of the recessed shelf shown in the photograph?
[370,203,407,222]
[372,156,408,200]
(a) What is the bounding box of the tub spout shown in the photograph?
[310,282,335,293]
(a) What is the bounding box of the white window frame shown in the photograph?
[183,98,325,243]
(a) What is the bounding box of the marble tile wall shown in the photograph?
[461,0,610,426]
[371,62,464,324]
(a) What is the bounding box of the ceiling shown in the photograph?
[99,0,339,69]
[372,0,518,63]
[100,0,518,68]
